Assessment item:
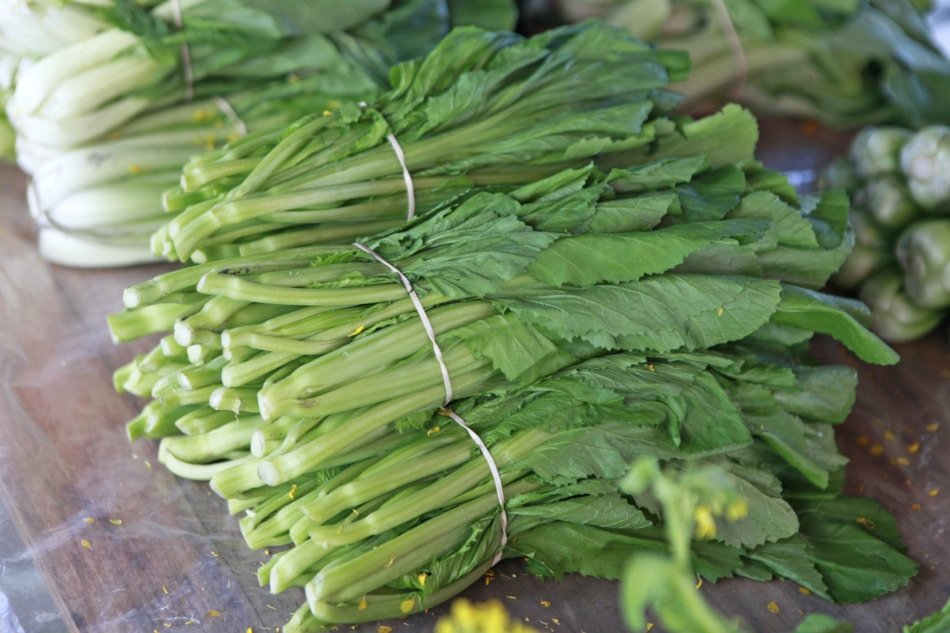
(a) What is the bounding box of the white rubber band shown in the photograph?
[358,102,416,221]
[214,96,248,136]
[352,242,453,404]
[440,408,509,564]
[170,0,195,102]
[352,242,508,561]
[386,133,416,220]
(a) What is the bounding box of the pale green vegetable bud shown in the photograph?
[859,267,946,343]
[899,125,950,211]
[861,176,920,229]
[895,218,950,308]
[849,125,912,179]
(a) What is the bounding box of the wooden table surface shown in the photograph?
[0,120,947,633]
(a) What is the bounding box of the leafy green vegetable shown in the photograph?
[1,0,520,266]
[108,143,911,629]
[541,0,950,129]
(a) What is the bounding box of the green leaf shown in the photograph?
[794,496,918,603]
[527,219,770,287]
[771,285,900,365]
[499,274,783,352]
[745,535,831,600]
[710,459,800,549]
[241,0,391,34]
[904,599,950,633]
[509,521,665,580]
[450,312,577,384]
[792,614,855,633]
[512,493,652,531]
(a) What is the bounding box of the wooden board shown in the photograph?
[0,127,947,633]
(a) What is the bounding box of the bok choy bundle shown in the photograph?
[107,27,913,625]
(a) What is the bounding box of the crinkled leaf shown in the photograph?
[528,219,770,287]
[450,313,577,384]
[512,493,651,531]
[499,274,783,352]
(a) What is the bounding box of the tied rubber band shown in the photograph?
[170,0,195,102]
[386,133,416,220]
[352,242,508,563]
[358,102,416,220]
[439,408,509,564]
[213,96,248,136]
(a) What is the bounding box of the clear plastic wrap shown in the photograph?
[1,128,948,632]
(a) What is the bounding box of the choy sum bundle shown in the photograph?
[108,22,914,633]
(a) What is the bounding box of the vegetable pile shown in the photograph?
[107,22,917,632]
[536,0,950,130]
[822,124,950,342]
[0,0,517,266]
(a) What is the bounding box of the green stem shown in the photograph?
[300,439,472,525]
[306,430,547,547]
[158,414,264,464]
[121,245,343,308]
[259,344,489,420]
[196,273,408,306]
[307,480,537,604]
[299,557,495,627]
[256,301,494,410]
[107,302,191,343]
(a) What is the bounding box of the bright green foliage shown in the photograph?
[109,147,912,629]
[105,22,912,632]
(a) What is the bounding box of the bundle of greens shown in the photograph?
[821,124,950,342]
[108,87,914,628]
[2,0,518,266]
[535,0,950,130]
[0,0,141,162]
[150,22,697,265]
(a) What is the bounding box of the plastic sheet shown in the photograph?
[1,117,949,632]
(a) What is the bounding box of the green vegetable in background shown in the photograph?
[822,124,950,342]
[537,0,950,130]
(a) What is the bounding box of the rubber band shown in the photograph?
[386,133,416,220]
[352,242,508,562]
[358,102,416,221]
[440,408,508,564]
[352,242,453,404]
[213,96,248,136]
[169,0,195,102]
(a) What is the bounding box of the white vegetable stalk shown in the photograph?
[0,0,106,56]
[37,226,161,267]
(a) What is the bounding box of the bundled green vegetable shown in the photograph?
[108,82,912,628]
[2,0,518,266]
[821,124,950,342]
[537,0,950,130]
[150,22,696,265]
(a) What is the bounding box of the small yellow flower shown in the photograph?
[693,505,716,539]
